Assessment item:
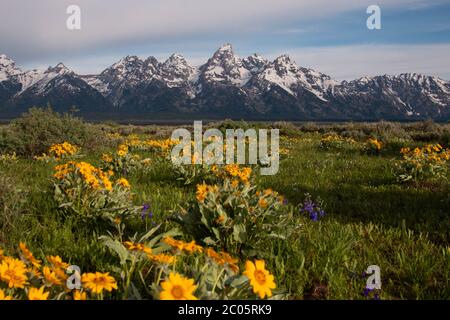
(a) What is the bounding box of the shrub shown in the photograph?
[53,161,140,223]
[174,177,292,257]
[319,134,357,151]
[102,226,278,300]
[397,144,450,182]
[363,138,383,155]
[0,107,102,157]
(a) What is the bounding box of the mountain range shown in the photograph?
[1,44,449,121]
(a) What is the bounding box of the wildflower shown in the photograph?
[300,196,326,221]
[205,248,225,265]
[150,253,176,265]
[258,198,268,209]
[163,237,202,254]
[215,214,226,224]
[28,286,49,300]
[48,142,78,159]
[123,241,152,255]
[182,240,203,254]
[116,178,131,188]
[368,138,382,151]
[46,255,69,270]
[0,257,28,289]
[81,272,118,295]
[363,287,374,297]
[141,203,153,221]
[196,183,209,202]
[243,260,276,299]
[239,167,252,183]
[204,248,239,272]
[220,251,239,273]
[225,164,240,177]
[160,273,198,300]
[0,289,13,300]
[19,242,42,268]
[43,266,64,286]
[28,267,42,278]
[73,290,87,300]
[117,144,129,157]
[101,153,113,163]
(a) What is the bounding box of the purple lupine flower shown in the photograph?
[363,287,374,297]
[141,203,151,220]
[300,195,326,221]
[373,293,380,300]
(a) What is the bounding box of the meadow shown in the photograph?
[0,108,449,300]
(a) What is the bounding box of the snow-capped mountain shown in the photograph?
[0,54,22,81]
[199,44,252,87]
[0,44,449,120]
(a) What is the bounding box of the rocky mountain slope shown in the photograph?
[0,45,448,120]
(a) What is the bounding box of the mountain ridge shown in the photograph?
[1,44,449,120]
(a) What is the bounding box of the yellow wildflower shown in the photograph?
[243,260,276,299]
[160,273,198,300]
[81,272,118,295]
[0,289,13,300]
[28,286,49,300]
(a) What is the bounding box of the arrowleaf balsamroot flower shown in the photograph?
[19,242,42,269]
[196,183,209,202]
[0,257,28,289]
[243,260,276,299]
[0,289,13,300]
[81,272,118,295]
[163,237,203,254]
[116,178,131,188]
[28,286,49,300]
[73,290,87,300]
[43,266,64,286]
[46,255,69,270]
[160,273,198,300]
[150,253,176,265]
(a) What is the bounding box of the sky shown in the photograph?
[0,0,449,81]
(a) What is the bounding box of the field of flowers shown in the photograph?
[0,110,449,300]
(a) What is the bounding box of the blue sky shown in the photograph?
[1,0,449,80]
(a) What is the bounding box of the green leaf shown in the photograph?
[233,223,247,243]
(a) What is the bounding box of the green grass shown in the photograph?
[0,126,449,300]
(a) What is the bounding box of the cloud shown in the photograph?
[0,0,442,60]
[1,0,448,80]
[280,44,450,80]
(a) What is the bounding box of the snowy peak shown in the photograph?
[0,54,22,81]
[243,54,269,75]
[104,56,145,80]
[45,63,72,76]
[19,63,76,95]
[254,54,335,101]
[200,44,251,86]
[160,53,196,85]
